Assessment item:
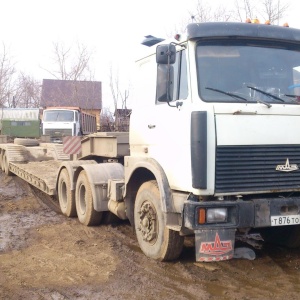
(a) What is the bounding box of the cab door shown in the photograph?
[142,48,191,189]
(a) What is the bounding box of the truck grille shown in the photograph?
[44,129,72,137]
[215,145,300,194]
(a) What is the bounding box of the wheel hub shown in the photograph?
[138,201,157,243]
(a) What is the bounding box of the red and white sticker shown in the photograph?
[198,232,233,262]
[63,136,81,154]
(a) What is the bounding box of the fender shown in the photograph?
[75,163,124,212]
[124,157,175,213]
[56,160,97,191]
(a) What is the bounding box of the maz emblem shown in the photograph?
[276,158,299,172]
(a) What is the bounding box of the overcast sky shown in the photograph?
[0,0,299,109]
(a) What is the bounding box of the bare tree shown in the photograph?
[0,43,42,109]
[108,64,130,131]
[0,43,16,107]
[100,107,114,132]
[187,0,289,25]
[189,0,233,23]
[233,0,289,24]
[43,41,95,81]
[261,0,289,24]
[234,0,256,22]
[14,73,41,108]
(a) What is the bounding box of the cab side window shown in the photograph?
[177,50,188,100]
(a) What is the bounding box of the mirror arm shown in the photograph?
[170,41,186,49]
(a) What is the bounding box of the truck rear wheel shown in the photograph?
[58,169,77,217]
[75,170,103,226]
[134,180,184,261]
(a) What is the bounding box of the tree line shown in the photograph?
[0,0,290,111]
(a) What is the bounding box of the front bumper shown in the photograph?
[183,197,300,230]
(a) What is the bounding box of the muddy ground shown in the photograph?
[1,171,300,300]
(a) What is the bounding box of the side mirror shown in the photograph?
[156,44,176,64]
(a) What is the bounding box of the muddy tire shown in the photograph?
[261,225,300,248]
[58,169,77,217]
[75,170,103,226]
[0,149,5,172]
[2,151,12,176]
[14,138,39,147]
[134,180,184,261]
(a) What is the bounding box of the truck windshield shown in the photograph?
[43,110,75,122]
[197,40,300,104]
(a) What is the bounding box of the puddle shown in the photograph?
[0,214,16,251]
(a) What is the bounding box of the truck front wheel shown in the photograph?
[58,169,77,217]
[134,180,184,261]
[75,170,103,226]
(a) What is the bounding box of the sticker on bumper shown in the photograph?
[197,232,234,262]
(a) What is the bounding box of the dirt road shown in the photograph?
[1,171,300,300]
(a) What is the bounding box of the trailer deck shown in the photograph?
[9,160,61,195]
[0,133,129,197]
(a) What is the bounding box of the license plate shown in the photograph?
[271,215,300,226]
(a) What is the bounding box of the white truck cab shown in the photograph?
[42,107,97,143]
[126,22,300,261]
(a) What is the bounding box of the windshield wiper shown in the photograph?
[247,86,284,103]
[284,94,300,101]
[205,87,249,102]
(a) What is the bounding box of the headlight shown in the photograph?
[206,208,227,223]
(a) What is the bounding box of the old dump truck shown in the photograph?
[42,107,97,143]
[3,21,300,262]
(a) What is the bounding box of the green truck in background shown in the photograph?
[0,108,40,138]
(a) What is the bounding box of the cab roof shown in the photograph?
[187,22,300,43]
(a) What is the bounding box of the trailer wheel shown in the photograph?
[2,151,12,176]
[58,169,77,217]
[0,149,5,172]
[0,149,3,170]
[134,180,184,261]
[75,170,103,226]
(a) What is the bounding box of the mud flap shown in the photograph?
[195,228,236,262]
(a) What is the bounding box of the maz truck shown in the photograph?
[42,107,97,143]
[2,21,300,262]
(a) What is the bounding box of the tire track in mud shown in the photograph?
[29,185,62,214]
[97,223,300,300]
[84,222,220,300]
[5,174,300,300]
[0,175,61,253]
[199,244,300,299]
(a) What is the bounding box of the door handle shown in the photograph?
[148,124,156,129]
